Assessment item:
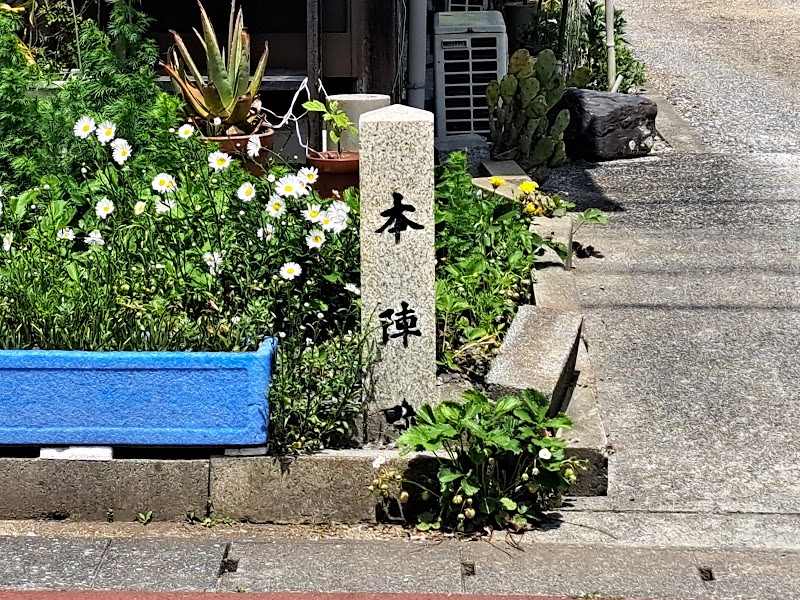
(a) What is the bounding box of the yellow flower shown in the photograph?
[525,203,537,213]
[519,181,539,195]
[489,176,505,189]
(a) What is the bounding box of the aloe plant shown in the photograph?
[161,0,269,132]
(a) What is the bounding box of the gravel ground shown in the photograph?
[617,0,800,153]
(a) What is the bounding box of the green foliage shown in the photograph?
[162,1,269,134]
[580,1,646,93]
[0,0,163,187]
[396,388,583,532]
[136,510,153,524]
[486,49,569,182]
[22,0,86,73]
[269,312,371,455]
[434,153,546,379]
[302,99,358,154]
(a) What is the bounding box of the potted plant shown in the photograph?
[302,99,359,199]
[162,1,273,172]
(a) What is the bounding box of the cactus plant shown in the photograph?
[486,49,570,182]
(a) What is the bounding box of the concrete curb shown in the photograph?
[0,458,209,521]
[641,84,709,155]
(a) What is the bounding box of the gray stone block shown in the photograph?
[210,450,437,524]
[485,305,583,413]
[435,134,491,175]
[0,458,209,521]
[92,539,226,591]
[559,88,658,161]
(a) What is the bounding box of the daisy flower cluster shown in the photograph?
[73,117,132,166]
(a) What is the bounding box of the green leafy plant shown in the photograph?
[162,0,269,135]
[302,99,358,155]
[396,388,583,532]
[580,1,645,93]
[435,153,554,379]
[105,507,114,522]
[136,510,153,524]
[486,49,570,182]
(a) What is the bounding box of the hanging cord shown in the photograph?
[260,78,331,156]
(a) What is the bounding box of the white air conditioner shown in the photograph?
[433,11,508,138]
[443,0,489,10]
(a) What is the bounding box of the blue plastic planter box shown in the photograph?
[0,340,277,446]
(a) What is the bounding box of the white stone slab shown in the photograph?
[39,446,113,461]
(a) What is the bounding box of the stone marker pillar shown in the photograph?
[328,94,391,152]
[359,104,437,442]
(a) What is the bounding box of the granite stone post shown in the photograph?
[359,104,437,442]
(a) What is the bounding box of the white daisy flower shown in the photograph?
[96,120,116,144]
[2,232,12,252]
[111,138,132,165]
[330,200,350,215]
[203,251,223,275]
[73,116,96,139]
[212,117,222,126]
[295,178,310,197]
[320,210,347,232]
[155,199,176,214]
[301,203,323,223]
[280,261,302,280]
[267,173,276,183]
[246,135,261,158]
[57,228,75,241]
[344,283,361,295]
[95,197,115,219]
[134,201,147,216]
[331,216,348,234]
[257,224,274,241]
[371,454,386,469]
[275,175,300,198]
[85,230,104,246]
[298,166,319,185]
[266,196,285,218]
[152,173,177,194]
[237,182,256,202]
[178,123,195,139]
[538,448,552,461]
[305,229,326,249]
[208,151,231,171]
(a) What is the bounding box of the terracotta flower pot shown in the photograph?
[306,150,360,199]
[202,129,275,177]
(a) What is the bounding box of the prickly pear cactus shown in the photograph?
[486,49,571,183]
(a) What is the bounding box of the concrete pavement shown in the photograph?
[0,528,797,599]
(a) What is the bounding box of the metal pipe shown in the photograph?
[407,0,426,108]
[606,0,616,90]
[610,73,623,93]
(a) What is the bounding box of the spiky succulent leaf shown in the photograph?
[550,109,570,136]
[198,1,234,105]
[486,80,501,110]
[247,41,269,97]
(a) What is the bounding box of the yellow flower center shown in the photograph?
[306,174,314,181]
[285,185,294,192]
[310,210,319,218]
[287,267,295,274]
[246,188,253,196]
[159,179,166,186]
[314,236,322,243]
[105,129,112,136]
[82,125,91,132]
[217,158,226,165]
[272,203,281,211]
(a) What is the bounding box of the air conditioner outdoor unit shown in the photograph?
[443,0,489,10]
[433,11,507,138]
